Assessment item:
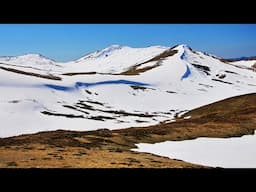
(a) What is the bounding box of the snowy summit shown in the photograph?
[0,44,255,138]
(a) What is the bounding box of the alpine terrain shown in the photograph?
[0,44,255,168]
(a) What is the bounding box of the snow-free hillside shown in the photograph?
[0,44,255,138]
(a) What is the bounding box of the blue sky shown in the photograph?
[0,24,255,62]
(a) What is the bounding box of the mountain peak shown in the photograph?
[106,44,123,49]
[78,44,127,61]
[0,53,56,65]
[181,44,190,48]
[20,53,45,58]
[103,44,130,50]
[17,53,56,62]
[171,44,193,51]
[97,44,125,56]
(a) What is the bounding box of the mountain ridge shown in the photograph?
[0,43,255,138]
[1,44,255,64]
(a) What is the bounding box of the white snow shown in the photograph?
[0,44,255,138]
[231,60,256,69]
[64,45,169,74]
[132,132,256,168]
[0,53,57,67]
[0,53,63,76]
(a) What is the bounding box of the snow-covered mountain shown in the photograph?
[0,53,62,75]
[0,44,255,138]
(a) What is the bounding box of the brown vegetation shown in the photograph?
[0,66,61,80]
[62,72,97,75]
[0,93,255,168]
[120,49,178,75]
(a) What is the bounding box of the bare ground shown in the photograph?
[0,66,61,80]
[0,93,255,168]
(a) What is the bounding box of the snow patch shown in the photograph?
[132,131,256,168]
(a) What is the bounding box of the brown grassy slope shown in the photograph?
[0,130,200,168]
[120,49,178,75]
[0,66,61,80]
[117,93,256,143]
[0,93,255,168]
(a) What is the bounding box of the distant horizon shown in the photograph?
[1,43,256,62]
[0,24,255,62]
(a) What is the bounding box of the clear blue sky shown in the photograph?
[0,24,255,62]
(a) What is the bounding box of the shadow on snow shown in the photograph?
[44,80,151,91]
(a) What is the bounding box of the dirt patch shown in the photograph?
[85,90,92,94]
[63,105,89,114]
[130,85,148,90]
[225,70,238,74]
[115,93,256,143]
[97,109,154,118]
[86,100,104,106]
[141,49,178,63]
[75,101,155,118]
[0,66,61,80]
[216,74,226,79]
[87,115,116,121]
[62,72,114,76]
[192,63,210,71]
[212,78,232,84]
[75,101,94,110]
[41,111,84,118]
[62,72,97,76]
[120,61,162,75]
[120,49,178,75]
[192,64,211,75]
[221,57,256,62]
[166,91,177,94]
[8,100,20,103]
